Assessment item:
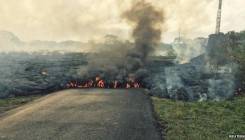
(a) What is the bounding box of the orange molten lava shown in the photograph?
[66,76,141,89]
[113,81,119,88]
[97,80,105,88]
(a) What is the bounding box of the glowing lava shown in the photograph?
[66,76,141,89]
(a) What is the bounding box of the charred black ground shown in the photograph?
[0,2,244,101]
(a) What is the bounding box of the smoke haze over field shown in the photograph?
[0,0,243,101]
[0,0,244,45]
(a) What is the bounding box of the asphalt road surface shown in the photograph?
[0,89,162,140]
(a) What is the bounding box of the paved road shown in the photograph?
[0,89,161,140]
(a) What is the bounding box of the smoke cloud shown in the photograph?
[79,0,164,86]
[123,0,164,61]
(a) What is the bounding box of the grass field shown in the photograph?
[0,95,41,114]
[152,95,245,140]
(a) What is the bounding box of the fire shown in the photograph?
[66,76,142,89]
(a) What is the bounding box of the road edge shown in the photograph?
[144,90,166,140]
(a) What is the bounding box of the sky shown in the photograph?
[0,0,244,43]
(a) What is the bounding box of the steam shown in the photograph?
[151,33,239,101]
[172,38,207,64]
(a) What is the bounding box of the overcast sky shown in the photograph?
[0,0,244,43]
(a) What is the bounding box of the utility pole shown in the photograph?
[215,0,223,34]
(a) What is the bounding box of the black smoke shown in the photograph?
[79,0,164,86]
[123,0,164,72]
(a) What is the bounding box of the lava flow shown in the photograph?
[66,76,142,89]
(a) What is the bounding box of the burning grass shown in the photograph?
[152,95,245,140]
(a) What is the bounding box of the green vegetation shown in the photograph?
[0,95,41,113]
[207,31,245,91]
[152,96,245,140]
[229,31,245,90]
